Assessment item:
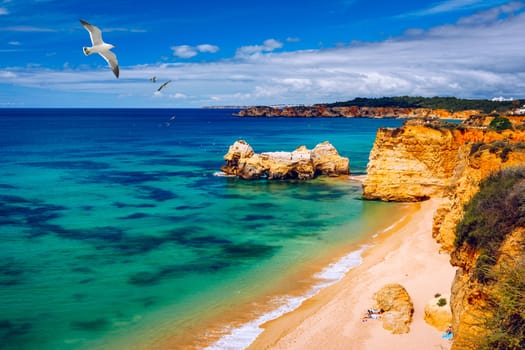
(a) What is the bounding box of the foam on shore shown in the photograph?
[204,246,368,350]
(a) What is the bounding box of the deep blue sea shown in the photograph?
[0,109,408,349]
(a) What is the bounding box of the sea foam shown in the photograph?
[204,246,368,350]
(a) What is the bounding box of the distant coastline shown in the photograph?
[231,96,525,119]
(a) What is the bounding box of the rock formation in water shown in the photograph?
[220,140,349,180]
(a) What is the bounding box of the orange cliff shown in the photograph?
[361,115,525,349]
[363,118,525,202]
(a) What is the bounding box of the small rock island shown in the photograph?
[220,140,349,180]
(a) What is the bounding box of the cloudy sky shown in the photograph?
[1,0,524,107]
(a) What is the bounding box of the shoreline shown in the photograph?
[246,198,456,350]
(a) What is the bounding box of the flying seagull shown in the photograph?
[80,19,119,78]
[157,80,172,92]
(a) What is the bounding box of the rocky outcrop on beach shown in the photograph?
[373,283,414,334]
[424,294,452,331]
[220,140,349,180]
[235,105,481,119]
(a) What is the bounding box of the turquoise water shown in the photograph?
[0,109,405,349]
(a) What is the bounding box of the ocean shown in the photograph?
[0,108,408,349]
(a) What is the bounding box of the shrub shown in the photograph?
[489,117,513,132]
[470,142,485,156]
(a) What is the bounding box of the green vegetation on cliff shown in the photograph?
[479,259,525,350]
[326,96,524,113]
[455,167,525,349]
[455,167,525,270]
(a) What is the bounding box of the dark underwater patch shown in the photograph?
[111,235,167,255]
[128,259,233,286]
[22,160,110,170]
[0,319,32,343]
[0,260,26,286]
[240,214,275,221]
[70,318,109,332]
[252,202,279,209]
[221,242,278,259]
[135,296,157,307]
[166,226,232,249]
[71,267,95,274]
[90,170,164,185]
[0,194,32,204]
[136,185,177,202]
[0,184,17,189]
[112,201,156,209]
[0,196,67,233]
[79,278,95,284]
[119,212,151,220]
[175,203,210,210]
[56,225,125,242]
[241,223,264,230]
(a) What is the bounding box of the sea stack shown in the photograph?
[221,140,349,180]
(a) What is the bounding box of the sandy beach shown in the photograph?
[247,198,456,350]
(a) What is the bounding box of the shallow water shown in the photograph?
[0,109,405,349]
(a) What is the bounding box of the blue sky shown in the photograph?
[1,0,524,107]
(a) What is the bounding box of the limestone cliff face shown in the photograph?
[236,106,481,119]
[220,140,349,180]
[363,118,525,203]
[363,121,461,201]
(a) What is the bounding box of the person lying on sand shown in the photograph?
[361,308,384,322]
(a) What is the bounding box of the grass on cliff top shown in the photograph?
[455,167,525,281]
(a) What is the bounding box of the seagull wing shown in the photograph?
[157,80,171,92]
[80,19,103,46]
[99,50,119,78]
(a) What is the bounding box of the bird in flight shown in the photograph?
[80,19,119,78]
[157,80,172,92]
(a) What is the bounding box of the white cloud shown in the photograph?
[0,7,8,15]
[236,39,283,58]
[8,41,20,45]
[171,44,219,58]
[2,25,56,32]
[196,44,219,53]
[171,45,198,58]
[401,0,515,17]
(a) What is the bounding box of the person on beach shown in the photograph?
[442,325,453,340]
[362,308,384,322]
